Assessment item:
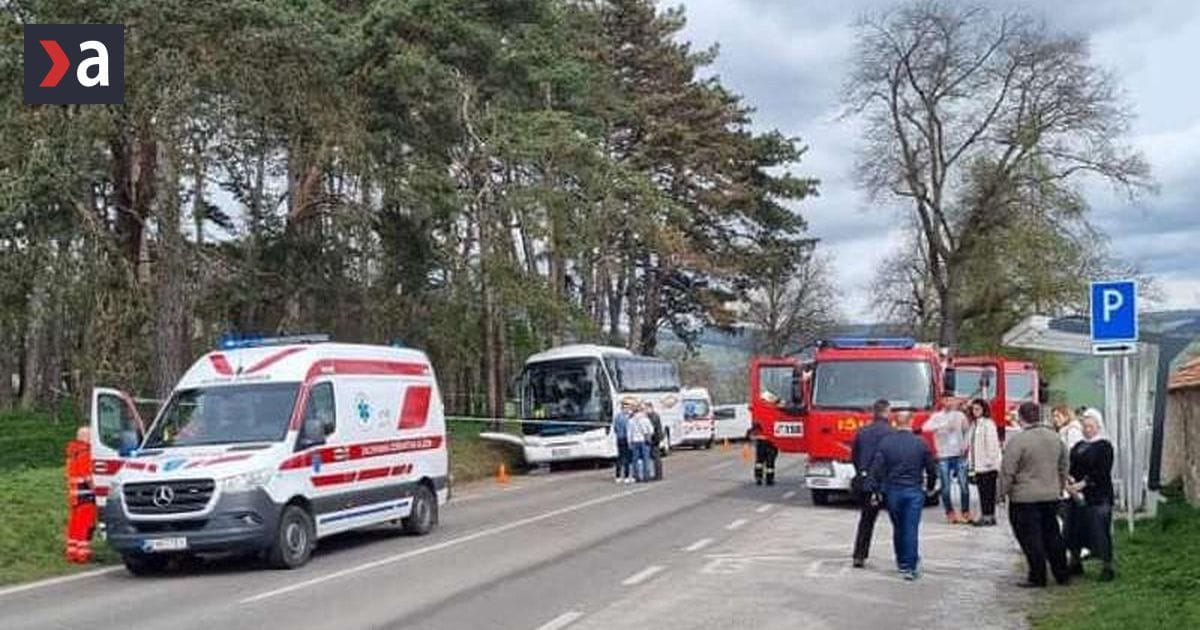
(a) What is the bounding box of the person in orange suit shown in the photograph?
[65,427,97,563]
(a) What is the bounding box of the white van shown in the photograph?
[483,344,684,464]
[713,403,751,442]
[679,387,715,448]
[93,335,448,574]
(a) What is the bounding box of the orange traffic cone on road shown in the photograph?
[740,443,753,462]
[721,438,731,452]
[496,463,511,484]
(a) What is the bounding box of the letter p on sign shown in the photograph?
[1090,280,1138,344]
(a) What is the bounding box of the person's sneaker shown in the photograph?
[945,512,958,524]
[960,511,974,524]
[615,477,623,484]
[901,570,916,581]
[755,479,763,486]
[1100,566,1115,582]
[852,558,865,569]
[1068,562,1084,576]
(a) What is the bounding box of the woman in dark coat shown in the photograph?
[1066,408,1116,581]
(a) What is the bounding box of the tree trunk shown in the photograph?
[154,151,193,399]
[20,244,55,409]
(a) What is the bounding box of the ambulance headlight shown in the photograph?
[218,469,274,493]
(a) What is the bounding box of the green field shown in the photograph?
[1030,496,1200,629]
[0,411,522,586]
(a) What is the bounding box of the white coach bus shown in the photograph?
[484,345,684,465]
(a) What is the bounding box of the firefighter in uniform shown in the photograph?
[65,426,98,564]
[748,422,779,486]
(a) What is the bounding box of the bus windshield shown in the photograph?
[812,360,934,411]
[144,383,300,448]
[520,359,611,435]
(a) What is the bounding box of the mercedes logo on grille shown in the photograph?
[152,485,175,508]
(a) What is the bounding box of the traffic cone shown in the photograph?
[741,443,753,462]
[496,463,510,484]
[721,438,731,452]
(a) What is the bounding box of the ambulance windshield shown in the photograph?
[145,383,301,448]
[812,360,933,411]
[520,359,611,436]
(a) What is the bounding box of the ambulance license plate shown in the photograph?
[144,537,188,552]
[551,448,571,458]
[775,422,804,437]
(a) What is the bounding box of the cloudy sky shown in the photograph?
[677,0,1200,320]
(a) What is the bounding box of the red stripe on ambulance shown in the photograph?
[278,435,444,471]
[209,354,234,376]
[311,472,357,487]
[246,347,306,374]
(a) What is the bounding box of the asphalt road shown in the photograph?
[0,447,1032,630]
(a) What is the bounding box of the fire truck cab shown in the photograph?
[750,338,944,506]
[945,356,1041,442]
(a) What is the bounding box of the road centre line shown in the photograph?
[684,538,714,552]
[755,504,773,514]
[621,565,665,586]
[241,484,657,604]
[534,610,585,630]
[726,518,748,530]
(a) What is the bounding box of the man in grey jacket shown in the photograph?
[1001,402,1070,587]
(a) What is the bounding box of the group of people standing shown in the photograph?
[613,395,664,483]
[849,398,1116,585]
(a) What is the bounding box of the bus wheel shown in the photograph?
[811,489,831,506]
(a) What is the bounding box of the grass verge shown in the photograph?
[1029,498,1200,629]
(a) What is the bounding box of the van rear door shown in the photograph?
[89,388,145,507]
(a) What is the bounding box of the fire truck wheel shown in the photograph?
[403,484,438,535]
[811,489,831,506]
[269,504,316,569]
[122,553,170,576]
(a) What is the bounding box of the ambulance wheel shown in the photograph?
[403,484,438,536]
[122,553,169,576]
[811,489,831,506]
[269,504,315,569]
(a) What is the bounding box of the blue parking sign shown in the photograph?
[1090,280,1138,343]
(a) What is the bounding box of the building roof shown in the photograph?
[1169,357,1200,391]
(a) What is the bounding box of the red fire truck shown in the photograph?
[944,355,1041,441]
[750,338,944,505]
[749,338,1040,506]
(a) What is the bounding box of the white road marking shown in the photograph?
[783,491,797,500]
[0,567,122,599]
[684,538,714,552]
[621,565,665,586]
[242,485,657,604]
[726,518,748,530]
[756,504,773,514]
[706,460,735,472]
[534,610,585,630]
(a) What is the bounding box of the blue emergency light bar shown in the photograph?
[218,333,331,350]
[825,337,916,349]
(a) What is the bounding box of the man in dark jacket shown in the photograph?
[851,399,895,567]
[869,410,938,580]
[645,402,664,481]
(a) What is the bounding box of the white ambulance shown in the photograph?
[93,335,448,574]
[679,387,715,448]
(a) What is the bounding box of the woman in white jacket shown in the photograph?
[966,398,1002,526]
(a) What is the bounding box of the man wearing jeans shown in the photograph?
[923,396,971,523]
[613,397,635,483]
[869,411,937,580]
